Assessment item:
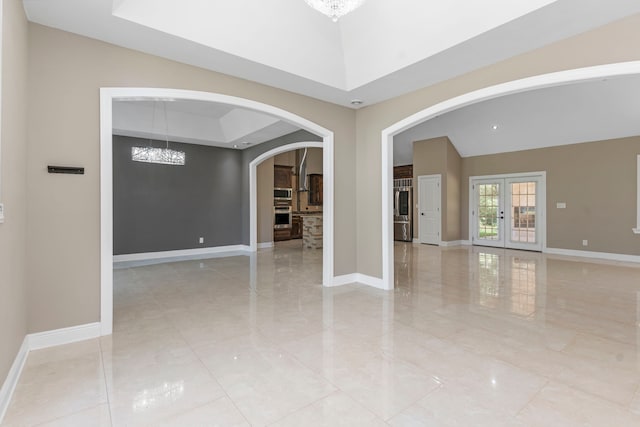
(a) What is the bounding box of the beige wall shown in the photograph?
[446,141,462,241]
[298,148,323,212]
[26,24,357,332]
[0,0,29,386]
[413,137,446,240]
[257,157,274,244]
[355,13,640,278]
[461,136,640,255]
[412,137,461,242]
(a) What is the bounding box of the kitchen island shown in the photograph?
[301,214,323,249]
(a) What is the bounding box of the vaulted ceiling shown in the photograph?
[23,0,640,156]
[23,0,640,108]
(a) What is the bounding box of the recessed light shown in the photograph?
[350,99,364,106]
[491,124,499,131]
[233,144,238,148]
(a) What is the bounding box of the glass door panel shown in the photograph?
[473,180,505,247]
[505,178,541,251]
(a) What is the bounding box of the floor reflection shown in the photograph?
[5,241,640,425]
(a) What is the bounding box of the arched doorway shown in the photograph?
[380,61,640,290]
[100,88,335,335]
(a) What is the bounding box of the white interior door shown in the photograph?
[418,175,441,245]
[471,174,544,251]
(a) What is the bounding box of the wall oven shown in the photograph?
[274,206,292,229]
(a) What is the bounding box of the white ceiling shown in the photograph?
[22,0,640,108]
[113,101,301,149]
[393,74,640,165]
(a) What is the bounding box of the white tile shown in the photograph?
[5,244,640,425]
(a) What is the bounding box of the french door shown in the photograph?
[471,173,544,251]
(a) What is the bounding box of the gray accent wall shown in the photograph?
[113,130,321,254]
[113,136,243,254]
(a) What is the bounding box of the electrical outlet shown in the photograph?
[582,240,588,246]
[199,237,204,244]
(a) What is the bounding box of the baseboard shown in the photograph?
[330,273,389,289]
[329,273,359,287]
[439,240,471,247]
[257,242,274,249]
[353,273,388,290]
[0,322,103,423]
[28,323,102,351]
[0,337,28,423]
[544,247,640,264]
[412,238,419,243]
[113,245,251,263]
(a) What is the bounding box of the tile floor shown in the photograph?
[4,241,640,426]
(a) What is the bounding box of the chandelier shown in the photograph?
[304,0,367,22]
[132,101,185,166]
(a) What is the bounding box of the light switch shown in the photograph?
[556,202,566,209]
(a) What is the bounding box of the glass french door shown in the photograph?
[472,175,543,251]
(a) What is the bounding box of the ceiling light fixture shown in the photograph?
[132,102,185,166]
[304,0,367,22]
[491,124,499,131]
[350,99,364,106]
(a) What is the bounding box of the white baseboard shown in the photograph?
[439,240,471,247]
[0,322,102,424]
[330,273,389,290]
[113,245,251,263]
[28,323,102,351]
[0,337,28,423]
[544,247,640,264]
[257,242,274,249]
[355,273,388,290]
[329,273,359,287]
[412,238,419,243]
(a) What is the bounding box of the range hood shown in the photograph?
[298,148,308,192]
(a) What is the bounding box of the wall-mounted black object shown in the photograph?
[47,165,85,175]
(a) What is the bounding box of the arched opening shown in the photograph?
[100,88,335,335]
[380,61,640,290]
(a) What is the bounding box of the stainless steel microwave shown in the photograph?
[274,188,292,200]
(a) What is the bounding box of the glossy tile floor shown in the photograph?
[4,241,640,426]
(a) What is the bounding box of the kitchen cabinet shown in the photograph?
[291,216,302,239]
[308,174,323,205]
[274,165,292,188]
[274,228,291,241]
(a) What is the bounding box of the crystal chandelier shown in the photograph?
[304,0,367,22]
[132,101,185,166]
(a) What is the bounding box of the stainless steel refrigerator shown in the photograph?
[393,178,413,242]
